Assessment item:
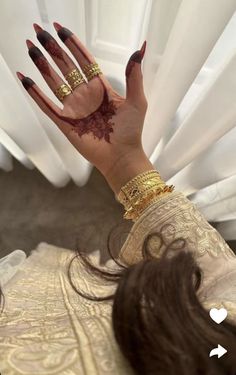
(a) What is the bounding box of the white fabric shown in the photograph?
[0,250,27,287]
[0,1,236,237]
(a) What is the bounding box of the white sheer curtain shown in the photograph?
[0,0,236,239]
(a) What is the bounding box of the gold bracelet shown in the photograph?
[116,170,175,222]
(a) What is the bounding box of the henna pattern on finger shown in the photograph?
[28,46,52,77]
[57,27,73,43]
[17,73,35,90]
[23,26,117,143]
[125,41,146,78]
[36,30,70,68]
[55,25,91,62]
[20,74,116,143]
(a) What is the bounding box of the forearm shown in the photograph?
[102,148,155,196]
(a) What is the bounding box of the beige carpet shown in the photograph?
[0,159,235,263]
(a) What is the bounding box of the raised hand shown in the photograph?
[17,23,147,180]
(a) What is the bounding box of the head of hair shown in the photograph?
[0,223,236,374]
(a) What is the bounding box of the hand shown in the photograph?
[17,22,148,179]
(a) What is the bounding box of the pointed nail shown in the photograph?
[53,22,63,32]
[16,72,25,80]
[26,39,35,49]
[33,23,43,33]
[140,41,147,59]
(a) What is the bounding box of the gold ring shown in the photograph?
[82,62,102,81]
[65,69,85,90]
[54,84,72,101]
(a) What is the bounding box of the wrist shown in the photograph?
[102,148,156,196]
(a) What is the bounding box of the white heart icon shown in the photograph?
[210,308,227,324]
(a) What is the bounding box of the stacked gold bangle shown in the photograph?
[116,170,175,222]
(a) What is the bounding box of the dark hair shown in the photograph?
[66,223,236,375]
[1,224,236,374]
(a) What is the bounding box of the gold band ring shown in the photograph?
[82,62,102,81]
[65,69,85,90]
[54,84,72,101]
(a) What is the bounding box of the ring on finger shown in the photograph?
[54,83,72,101]
[82,63,102,81]
[65,69,86,90]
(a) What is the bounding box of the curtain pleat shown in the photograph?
[0,0,235,237]
[142,0,236,157]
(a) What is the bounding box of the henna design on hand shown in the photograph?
[28,46,52,77]
[20,75,116,143]
[57,27,73,43]
[22,26,118,144]
[125,41,146,78]
[56,26,90,61]
[37,30,70,68]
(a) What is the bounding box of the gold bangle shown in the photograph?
[116,169,175,221]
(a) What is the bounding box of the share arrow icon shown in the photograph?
[209,344,227,358]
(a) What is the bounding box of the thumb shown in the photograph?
[125,41,147,104]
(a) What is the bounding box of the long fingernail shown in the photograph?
[26,39,35,49]
[128,41,147,65]
[53,22,63,32]
[33,23,43,33]
[140,40,147,59]
[16,71,25,80]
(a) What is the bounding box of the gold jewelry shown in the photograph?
[82,62,102,81]
[65,69,85,89]
[54,84,72,101]
[116,170,175,222]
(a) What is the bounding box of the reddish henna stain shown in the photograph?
[69,38,91,62]
[57,27,91,63]
[25,29,118,143]
[57,27,73,43]
[22,76,116,143]
[125,41,146,78]
[37,30,70,68]
[35,56,52,77]
[29,47,51,77]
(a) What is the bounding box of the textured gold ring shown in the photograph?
[82,62,102,81]
[65,69,85,90]
[54,84,72,101]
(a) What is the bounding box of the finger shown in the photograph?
[16,72,71,135]
[26,40,72,102]
[53,22,109,86]
[125,41,147,105]
[33,23,86,89]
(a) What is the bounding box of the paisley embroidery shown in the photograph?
[118,190,236,265]
[0,244,133,374]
